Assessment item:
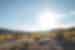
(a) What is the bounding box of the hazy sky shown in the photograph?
[0,0,74,31]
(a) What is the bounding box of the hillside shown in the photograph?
[50,27,75,41]
[0,27,74,41]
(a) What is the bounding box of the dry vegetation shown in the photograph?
[0,27,74,42]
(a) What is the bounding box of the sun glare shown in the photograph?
[39,11,58,30]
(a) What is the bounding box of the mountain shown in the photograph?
[50,26,75,32]
[0,28,31,35]
[0,28,15,34]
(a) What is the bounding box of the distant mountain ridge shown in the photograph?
[0,28,15,34]
[0,26,74,34]
[0,28,31,35]
[50,26,75,32]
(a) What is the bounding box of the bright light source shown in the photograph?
[38,11,58,30]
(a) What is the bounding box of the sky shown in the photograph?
[0,0,74,31]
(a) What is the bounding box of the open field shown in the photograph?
[0,27,74,50]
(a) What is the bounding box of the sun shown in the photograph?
[39,11,58,30]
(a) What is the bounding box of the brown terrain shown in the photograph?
[0,27,74,50]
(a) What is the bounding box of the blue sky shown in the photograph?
[0,0,74,31]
